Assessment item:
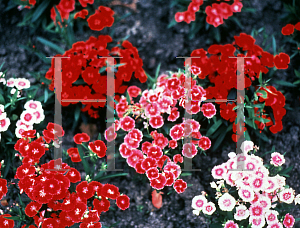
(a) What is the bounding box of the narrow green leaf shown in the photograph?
[168,19,177,28]
[211,125,227,151]
[31,0,50,23]
[44,89,49,103]
[273,80,297,87]
[37,36,65,54]
[155,63,161,79]
[181,173,192,176]
[293,80,300,85]
[94,173,128,182]
[272,35,276,55]
[0,94,5,105]
[77,145,91,176]
[206,119,222,136]
[294,69,300,78]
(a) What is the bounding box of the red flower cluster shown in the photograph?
[45,36,147,118]
[106,72,214,193]
[189,33,288,140]
[281,22,300,36]
[13,124,129,227]
[87,6,114,31]
[50,0,75,26]
[175,0,243,27]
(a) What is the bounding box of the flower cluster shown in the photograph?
[192,141,299,228]
[13,123,129,227]
[1,77,30,97]
[45,36,146,119]
[175,0,243,27]
[189,33,288,142]
[105,71,215,193]
[281,22,300,36]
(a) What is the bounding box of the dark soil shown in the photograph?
[1,0,300,227]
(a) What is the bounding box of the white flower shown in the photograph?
[20,110,37,126]
[270,152,285,167]
[249,215,265,228]
[238,188,255,202]
[228,152,236,159]
[192,209,200,216]
[0,117,10,132]
[234,204,250,221]
[210,182,218,189]
[24,100,42,111]
[202,202,216,215]
[6,78,15,87]
[15,78,30,90]
[240,140,254,154]
[294,194,300,205]
[191,195,207,211]
[278,188,294,204]
[218,193,236,211]
[265,210,279,224]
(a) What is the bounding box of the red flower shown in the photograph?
[146,167,159,180]
[201,103,216,119]
[27,141,46,159]
[141,157,157,171]
[281,24,295,35]
[274,53,290,69]
[99,184,120,199]
[169,125,184,141]
[25,202,42,217]
[67,148,82,162]
[68,202,87,223]
[173,179,187,194]
[175,12,185,22]
[0,179,7,200]
[15,163,36,180]
[116,195,130,210]
[169,140,178,149]
[283,213,295,228]
[173,154,183,163]
[0,214,14,228]
[295,22,300,31]
[150,173,167,190]
[93,198,110,213]
[21,130,36,138]
[76,181,94,199]
[74,9,89,19]
[89,140,107,158]
[32,183,53,204]
[261,51,274,68]
[220,103,236,122]
[120,116,135,131]
[65,168,81,183]
[42,218,58,228]
[149,116,164,129]
[234,33,255,51]
[43,123,65,140]
[78,0,94,7]
[74,133,90,144]
[87,6,114,31]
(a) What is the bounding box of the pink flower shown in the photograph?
[149,116,164,129]
[182,143,197,158]
[201,103,216,119]
[127,85,141,98]
[283,213,295,228]
[224,220,238,228]
[270,152,285,167]
[169,125,184,141]
[120,116,135,131]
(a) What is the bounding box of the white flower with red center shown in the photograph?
[249,215,266,228]
[265,210,279,224]
[202,202,216,215]
[20,110,36,126]
[182,143,198,158]
[169,125,184,141]
[274,174,286,188]
[257,195,271,210]
[201,103,216,119]
[250,177,267,192]
[218,193,236,211]
[224,220,238,228]
[6,78,15,87]
[0,117,10,132]
[283,213,295,228]
[278,188,294,204]
[234,204,249,221]
[15,78,30,90]
[211,164,227,180]
[120,116,135,131]
[270,152,285,167]
[266,222,283,228]
[238,188,255,202]
[24,100,42,110]
[249,203,265,217]
[192,195,208,211]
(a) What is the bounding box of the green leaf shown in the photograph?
[0,93,5,105]
[242,7,256,13]
[211,125,227,151]
[93,173,128,182]
[256,90,268,99]
[272,35,276,55]
[97,133,102,140]
[181,173,192,176]
[280,166,293,174]
[254,130,269,143]
[31,0,50,23]
[294,69,300,78]
[258,72,262,85]
[11,114,18,121]
[273,80,297,87]
[155,63,161,79]
[36,36,65,54]
[293,80,300,85]
[206,119,222,136]
[44,89,49,103]
[77,145,91,176]
[168,18,177,28]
